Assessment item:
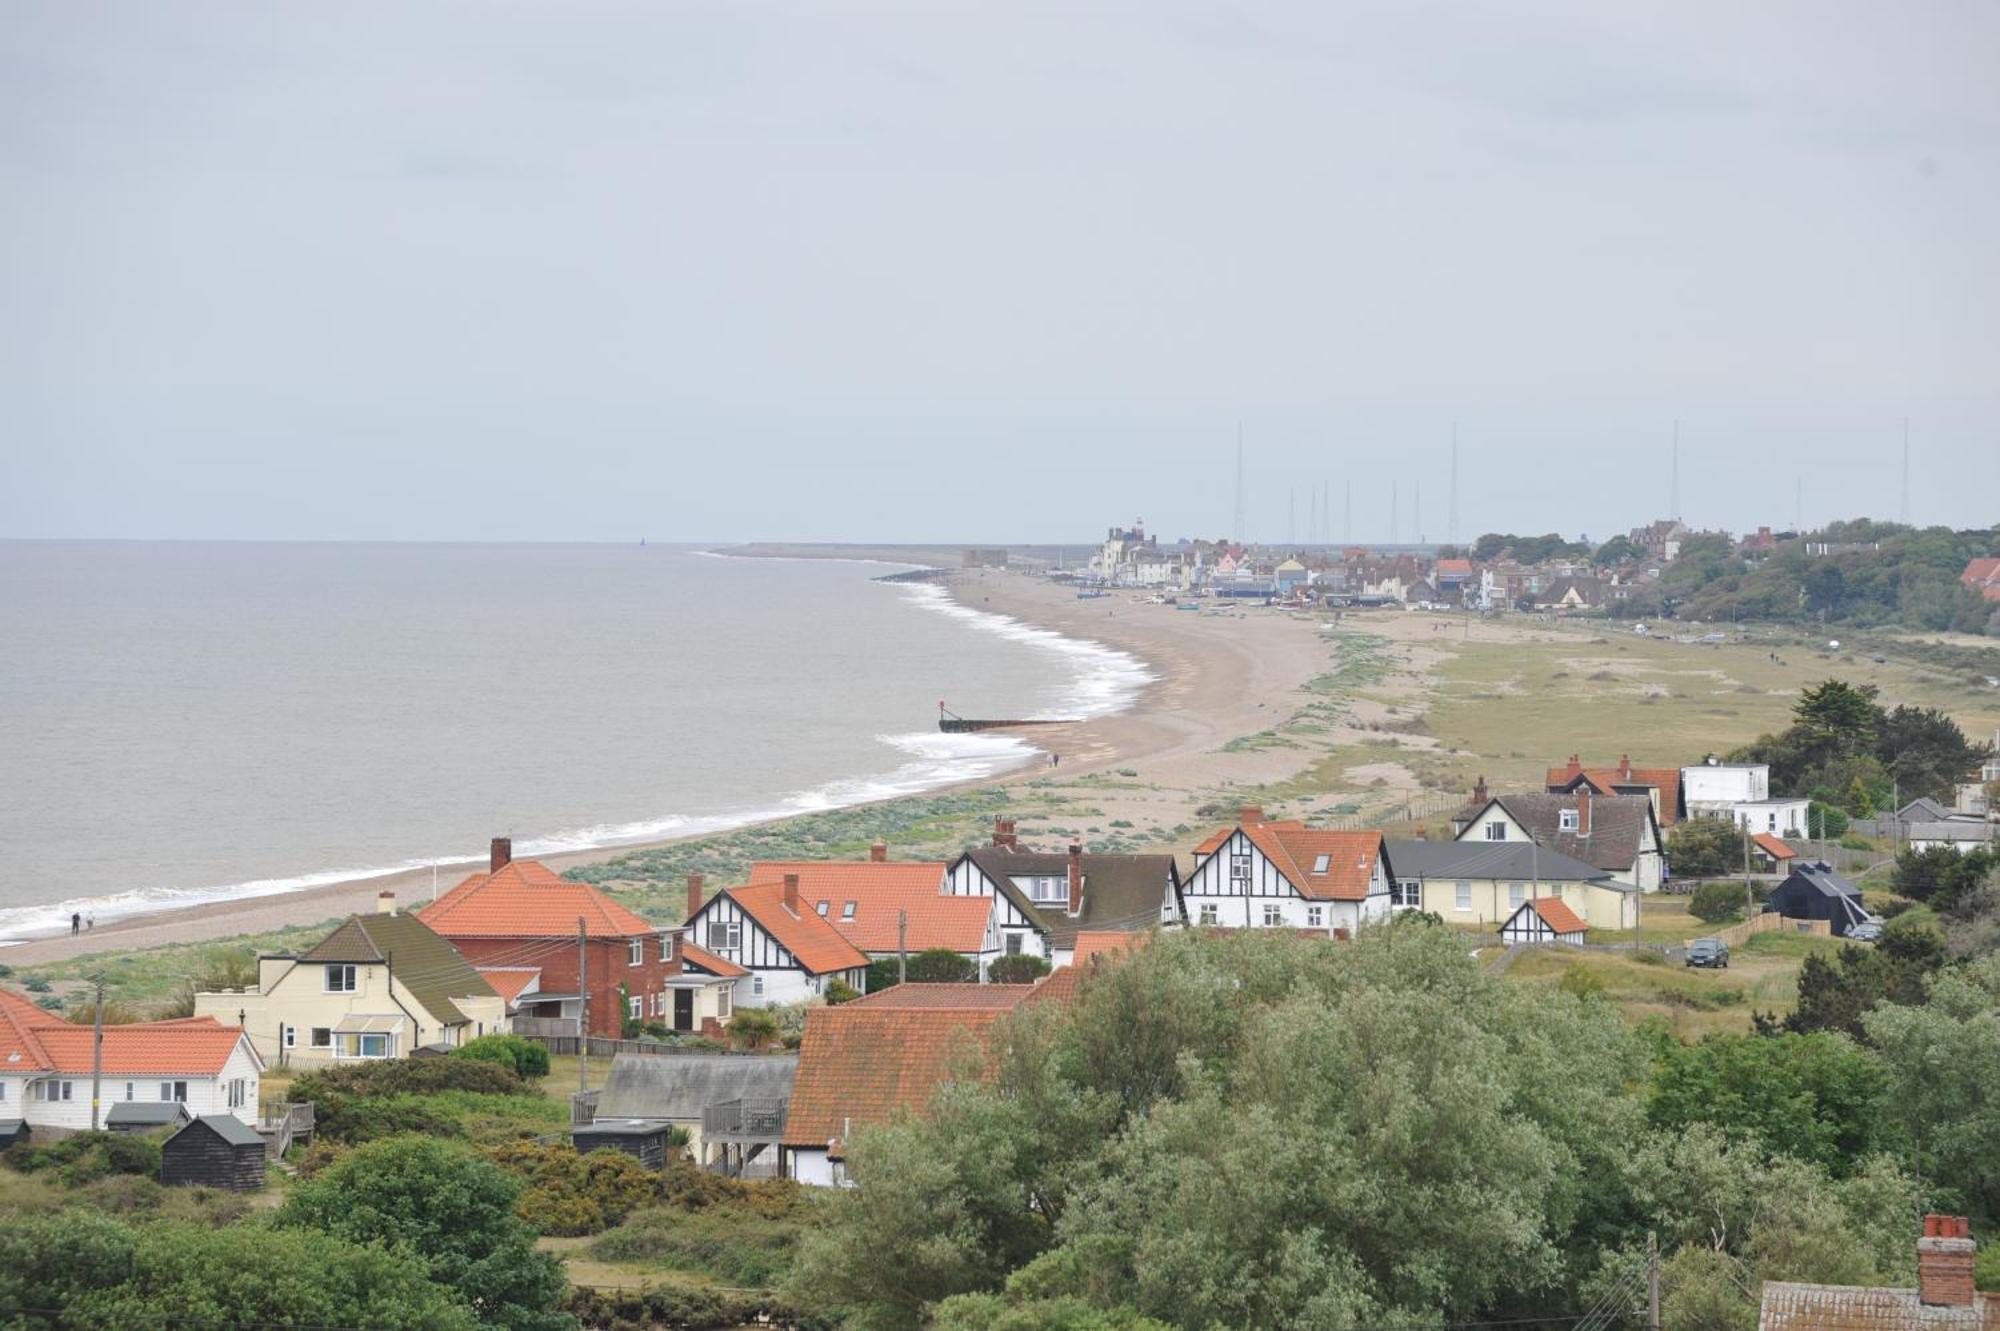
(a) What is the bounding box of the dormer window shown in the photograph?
[841,902,856,920]
[1312,854,1330,874]
[1559,810,1579,832]
[1485,822,1507,841]
[816,901,829,916]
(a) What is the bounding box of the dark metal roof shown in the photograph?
[171,1114,266,1149]
[1385,840,1617,885]
[106,1101,192,1127]
[573,1117,673,1138]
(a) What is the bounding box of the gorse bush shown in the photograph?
[1689,879,1753,925]
[287,1058,543,1144]
[5,1130,163,1187]
[589,1207,804,1286]
[484,1139,661,1236]
[452,1034,551,1080]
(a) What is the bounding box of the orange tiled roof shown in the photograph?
[843,982,1040,1010]
[476,967,543,1004]
[1545,758,1682,826]
[1225,820,1385,901]
[1526,897,1587,935]
[678,941,748,978]
[1,989,252,1077]
[747,860,987,954]
[1071,930,1150,965]
[724,881,871,976]
[419,859,659,940]
[781,1006,1011,1151]
[1752,832,1798,861]
[1192,827,1233,857]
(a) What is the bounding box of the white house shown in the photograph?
[683,874,871,1007]
[752,849,1006,977]
[1497,897,1588,946]
[1182,808,1394,934]
[1906,821,1997,854]
[1451,790,1665,892]
[1,987,264,1135]
[945,820,1183,967]
[1682,761,1771,813]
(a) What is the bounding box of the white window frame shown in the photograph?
[717,987,733,1020]
[660,936,673,962]
[1261,903,1282,928]
[707,920,742,952]
[35,1080,74,1103]
[628,938,644,967]
[1229,853,1253,887]
[1005,932,1023,956]
[840,902,856,921]
[227,1078,246,1109]
[752,974,765,998]
[1455,883,1473,911]
[628,995,642,1020]
[1306,905,1324,929]
[324,963,358,993]
[1198,902,1219,926]
[1509,883,1526,906]
[1559,810,1579,832]
[1485,822,1507,842]
[282,1024,296,1049]
[160,1080,188,1102]
[816,901,829,916]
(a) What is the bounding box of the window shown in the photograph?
[1485,822,1507,841]
[1559,810,1579,832]
[628,996,642,1020]
[227,1078,247,1109]
[282,1024,296,1049]
[1312,854,1330,874]
[706,920,742,952]
[717,987,732,1020]
[1392,880,1421,907]
[1030,875,1066,903]
[1229,853,1252,886]
[1262,903,1282,927]
[34,1081,73,1103]
[324,963,357,992]
[752,974,765,998]
[1005,933,1023,956]
[1509,883,1526,906]
[1199,902,1218,926]
[629,939,644,966]
[357,1033,389,1059]
[1306,906,1324,929]
[661,937,673,962]
[160,1081,188,1102]
[309,1027,332,1049]
[0,1082,5,1102]
[816,901,829,916]
[1455,883,1473,911]
[125,1082,134,1101]
[840,901,856,921]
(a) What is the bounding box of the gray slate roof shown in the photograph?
[1385,840,1623,887]
[1455,793,1656,874]
[596,1051,799,1121]
[296,911,495,1028]
[174,1114,266,1148]
[1783,862,1862,899]
[1907,821,1996,845]
[107,1101,193,1127]
[961,848,1179,949]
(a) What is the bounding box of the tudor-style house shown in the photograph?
[683,873,871,1007]
[752,844,1004,976]
[945,819,1184,967]
[195,891,506,1064]
[1183,808,1394,933]
[1452,785,1665,892]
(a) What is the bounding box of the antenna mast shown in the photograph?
[1448,424,1459,548]
[1670,421,1681,522]
[1391,480,1400,545]
[1900,420,1911,525]
[1233,426,1245,547]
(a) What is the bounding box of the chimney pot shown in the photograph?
[490,837,512,873]
[376,890,396,916]
[869,840,888,863]
[1917,1215,1977,1307]
[686,873,705,922]
[784,873,800,913]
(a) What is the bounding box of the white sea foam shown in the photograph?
[0,565,1151,947]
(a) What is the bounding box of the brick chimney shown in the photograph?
[1565,754,1582,779]
[1618,753,1632,779]
[376,890,397,915]
[490,837,512,872]
[686,873,705,921]
[869,840,888,863]
[783,872,801,914]
[1239,806,1265,825]
[992,818,1018,850]
[1067,844,1083,916]
[1919,1215,1976,1307]
[1473,775,1489,805]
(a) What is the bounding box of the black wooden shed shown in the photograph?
[0,1118,27,1151]
[160,1115,266,1191]
[571,1117,675,1170]
[1765,861,1871,937]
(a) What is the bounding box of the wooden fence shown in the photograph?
[1689,913,1831,949]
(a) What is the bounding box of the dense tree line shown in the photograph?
[1727,679,1991,808]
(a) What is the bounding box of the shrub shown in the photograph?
[22,976,50,993]
[589,1206,803,1286]
[864,957,903,993]
[825,977,862,1005]
[484,1139,660,1236]
[1688,879,1752,925]
[987,954,1053,985]
[287,1058,535,1144]
[728,1008,781,1049]
[566,1280,809,1331]
[905,948,977,984]
[5,1131,163,1187]
[452,1034,550,1081]
[1667,819,1748,879]
[1557,966,1607,998]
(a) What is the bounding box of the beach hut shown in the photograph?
[105,1101,192,1135]
[0,1118,27,1150]
[571,1117,677,1170]
[1765,861,1870,937]
[1497,897,1588,946]
[160,1114,267,1191]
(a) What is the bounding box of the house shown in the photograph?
[663,926,743,1035]
[1681,761,1809,836]
[779,982,1047,1186]
[1497,897,1587,946]
[1758,1214,1993,1331]
[1906,821,1997,854]
[1453,785,1665,891]
[1765,861,1871,936]
[751,846,1002,976]
[1535,577,1608,612]
[1433,557,1474,595]
[0,987,263,1134]
[1750,832,1799,873]
[683,873,871,1007]
[1386,839,1637,930]
[1548,755,1683,827]
[593,1049,799,1172]
[946,821,1184,966]
[195,891,506,1065]
[160,1115,267,1191]
[1960,557,2000,603]
[1274,558,1309,594]
[418,838,680,1038]
[1183,808,1394,933]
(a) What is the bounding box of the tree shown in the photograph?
[865,957,903,992]
[1890,845,1997,912]
[1793,681,1881,782]
[1592,535,1641,568]
[1670,819,1749,881]
[1645,1032,1896,1175]
[905,948,978,983]
[1877,705,1992,803]
[988,954,1053,985]
[1864,955,2000,1221]
[727,1007,781,1049]
[277,1135,571,1330]
[1688,880,1750,925]
[1775,923,1942,1040]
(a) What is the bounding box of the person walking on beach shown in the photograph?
[71,911,81,935]
[86,912,95,931]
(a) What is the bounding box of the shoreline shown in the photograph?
[0,567,1250,967]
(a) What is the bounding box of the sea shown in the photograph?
[0,542,1152,944]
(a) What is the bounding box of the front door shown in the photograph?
[674,988,694,1032]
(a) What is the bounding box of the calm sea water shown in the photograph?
[0,543,1150,942]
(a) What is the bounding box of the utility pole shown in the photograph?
[897,910,908,984]
[1647,1231,1661,1331]
[1743,820,1755,920]
[577,916,589,1093]
[89,974,105,1132]
[1288,489,1295,546]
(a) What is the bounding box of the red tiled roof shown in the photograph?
[0,989,252,1077]
[419,859,659,940]
[1752,832,1798,861]
[1964,557,2000,602]
[782,1006,1010,1151]
[1192,827,1232,857]
[476,967,542,1004]
[843,982,1039,1011]
[724,882,871,976]
[1225,821,1385,901]
[748,860,988,954]
[1435,558,1474,574]
[678,941,748,978]
[1544,758,1682,826]
[1526,897,1587,935]
[1071,930,1149,965]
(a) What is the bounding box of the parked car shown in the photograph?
[1686,938,1730,969]
[1847,920,1883,943]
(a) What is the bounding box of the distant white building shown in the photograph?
[1682,762,1807,838]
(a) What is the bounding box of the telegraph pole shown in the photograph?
[897,910,908,984]
[89,975,105,1132]
[1743,821,1755,919]
[577,916,589,1093]
[1647,1231,1661,1331]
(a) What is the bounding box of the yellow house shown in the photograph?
[195,891,508,1065]
[1385,840,1638,930]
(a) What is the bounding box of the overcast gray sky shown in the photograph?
[4,2,1996,545]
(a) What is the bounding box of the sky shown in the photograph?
[3,2,1997,546]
